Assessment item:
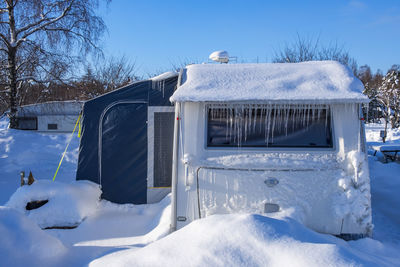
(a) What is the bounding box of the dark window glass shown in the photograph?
[48,123,58,130]
[207,105,333,148]
[153,112,174,187]
[17,117,37,130]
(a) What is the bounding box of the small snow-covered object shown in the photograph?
[209,50,229,63]
[6,180,101,229]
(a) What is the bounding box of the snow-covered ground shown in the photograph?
[0,116,400,266]
[0,116,78,204]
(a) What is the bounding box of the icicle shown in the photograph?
[317,107,321,121]
[225,107,229,140]
[244,108,248,142]
[253,106,257,134]
[229,106,233,142]
[311,105,316,124]
[292,106,297,133]
[325,106,329,127]
[285,104,290,136]
[259,106,265,134]
[264,106,271,145]
[271,105,276,144]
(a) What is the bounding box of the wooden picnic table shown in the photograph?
[379,145,400,162]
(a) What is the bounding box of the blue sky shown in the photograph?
[99,0,400,77]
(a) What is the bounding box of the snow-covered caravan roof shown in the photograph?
[170,61,368,103]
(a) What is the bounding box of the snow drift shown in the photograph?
[0,207,65,266]
[6,180,101,228]
[90,214,380,267]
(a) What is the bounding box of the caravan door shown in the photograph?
[100,102,148,204]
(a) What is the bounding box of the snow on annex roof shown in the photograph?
[170,61,368,103]
[16,100,83,116]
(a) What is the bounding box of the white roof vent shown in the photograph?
[209,50,230,63]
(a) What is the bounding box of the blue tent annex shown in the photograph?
[76,73,178,204]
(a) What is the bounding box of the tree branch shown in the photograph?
[16,0,75,46]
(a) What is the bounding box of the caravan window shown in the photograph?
[48,123,58,130]
[16,117,37,130]
[207,105,333,148]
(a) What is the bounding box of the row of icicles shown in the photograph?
[208,103,331,146]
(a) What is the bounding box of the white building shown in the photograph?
[15,101,83,132]
[169,61,372,239]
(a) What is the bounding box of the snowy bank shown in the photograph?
[0,207,65,266]
[90,214,386,267]
[6,180,101,228]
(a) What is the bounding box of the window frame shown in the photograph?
[204,103,336,152]
[147,106,175,189]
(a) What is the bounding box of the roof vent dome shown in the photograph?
[209,50,229,63]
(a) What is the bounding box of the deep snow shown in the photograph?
[0,206,66,266]
[0,116,400,266]
[0,116,79,204]
[170,62,368,103]
[90,214,398,267]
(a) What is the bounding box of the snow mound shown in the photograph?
[90,214,378,267]
[71,195,172,248]
[0,206,65,266]
[170,61,368,103]
[6,180,101,228]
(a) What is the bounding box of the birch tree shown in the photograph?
[378,66,400,129]
[0,0,106,128]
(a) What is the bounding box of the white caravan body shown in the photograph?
[170,62,372,237]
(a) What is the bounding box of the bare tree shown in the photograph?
[72,55,139,99]
[0,0,107,128]
[97,55,139,92]
[273,34,358,75]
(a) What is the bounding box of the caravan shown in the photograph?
[170,62,372,238]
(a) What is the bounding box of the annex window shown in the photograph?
[207,104,333,148]
[47,123,58,130]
